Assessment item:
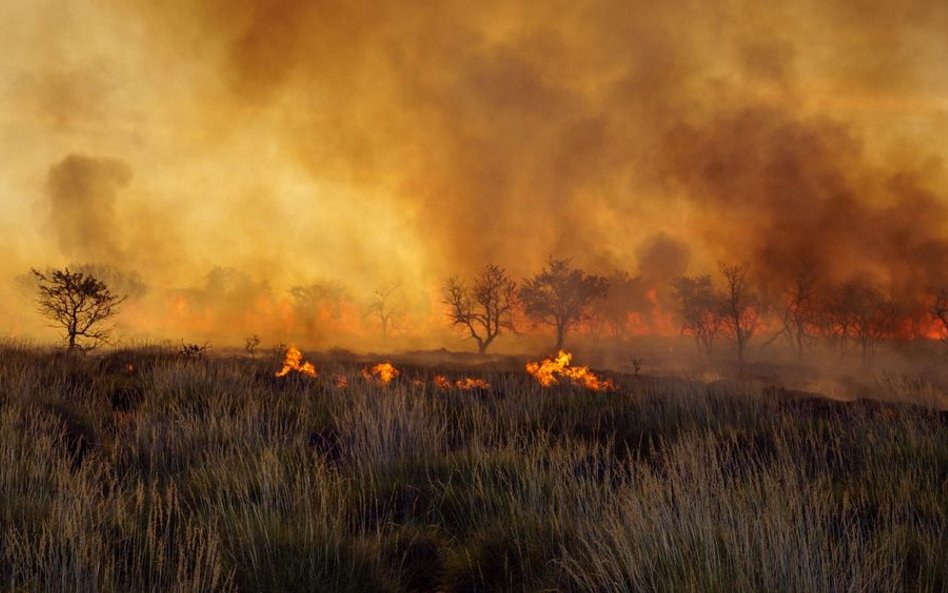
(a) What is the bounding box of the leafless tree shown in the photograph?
[443,264,517,354]
[593,270,649,340]
[719,262,762,368]
[670,275,721,355]
[369,282,403,342]
[829,281,898,364]
[519,257,608,351]
[765,267,821,360]
[244,334,261,359]
[31,267,127,351]
[930,286,948,359]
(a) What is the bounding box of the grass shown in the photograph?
[0,345,945,592]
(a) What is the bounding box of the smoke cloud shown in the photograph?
[46,153,131,263]
[1,0,947,346]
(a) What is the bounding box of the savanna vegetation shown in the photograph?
[1,344,945,593]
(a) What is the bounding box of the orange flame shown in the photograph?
[333,373,349,388]
[454,377,491,390]
[362,362,400,384]
[433,375,491,390]
[275,345,317,378]
[525,351,614,391]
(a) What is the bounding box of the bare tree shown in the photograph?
[670,275,722,355]
[519,257,608,351]
[593,270,649,340]
[930,286,948,360]
[369,282,403,342]
[31,267,127,351]
[766,267,820,360]
[828,280,897,364]
[443,264,517,354]
[244,334,261,359]
[719,262,762,368]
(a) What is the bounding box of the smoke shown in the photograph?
[637,233,691,282]
[45,153,131,263]
[2,0,948,346]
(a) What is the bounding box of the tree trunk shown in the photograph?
[554,325,565,352]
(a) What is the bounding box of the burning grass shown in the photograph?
[275,344,317,378]
[0,345,945,592]
[526,350,615,391]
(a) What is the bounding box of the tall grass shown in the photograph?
[0,346,944,592]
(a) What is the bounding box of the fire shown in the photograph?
[433,375,491,390]
[333,373,349,388]
[454,377,491,390]
[275,345,317,378]
[525,351,614,391]
[362,362,400,384]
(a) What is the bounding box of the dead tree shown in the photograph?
[443,264,517,354]
[369,282,403,342]
[671,275,722,355]
[719,262,762,369]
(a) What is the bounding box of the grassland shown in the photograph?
[0,345,945,592]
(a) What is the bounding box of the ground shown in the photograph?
[0,345,945,592]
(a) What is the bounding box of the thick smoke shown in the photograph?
[46,153,131,263]
[3,0,948,345]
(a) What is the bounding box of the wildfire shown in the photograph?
[362,362,400,384]
[275,345,317,378]
[433,375,491,390]
[333,373,349,388]
[454,377,491,390]
[525,351,614,391]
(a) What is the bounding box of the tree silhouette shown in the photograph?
[31,267,126,351]
[719,262,762,368]
[519,257,608,351]
[443,264,517,354]
[671,275,722,355]
[369,282,403,342]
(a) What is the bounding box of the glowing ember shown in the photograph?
[433,374,490,390]
[333,373,349,388]
[525,350,614,391]
[275,345,317,378]
[454,377,491,390]
[362,362,400,384]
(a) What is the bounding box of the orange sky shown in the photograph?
[1,0,947,348]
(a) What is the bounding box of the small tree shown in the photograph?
[244,334,261,359]
[443,264,517,354]
[766,267,821,360]
[369,282,403,342]
[719,262,762,368]
[930,286,948,360]
[519,257,608,351]
[670,275,722,355]
[31,267,126,351]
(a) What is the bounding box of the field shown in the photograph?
[0,345,946,593]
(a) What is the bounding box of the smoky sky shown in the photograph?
[3,0,948,342]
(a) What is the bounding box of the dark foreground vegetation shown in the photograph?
[0,345,946,593]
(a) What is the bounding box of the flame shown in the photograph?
[433,375,491,390]
[454,377,491,390]
[362,362,400,384]
[525,351,614,391]
[275,345,317,378]
[333,373,349,388]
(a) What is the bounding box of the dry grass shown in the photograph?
[0,345,945,592]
